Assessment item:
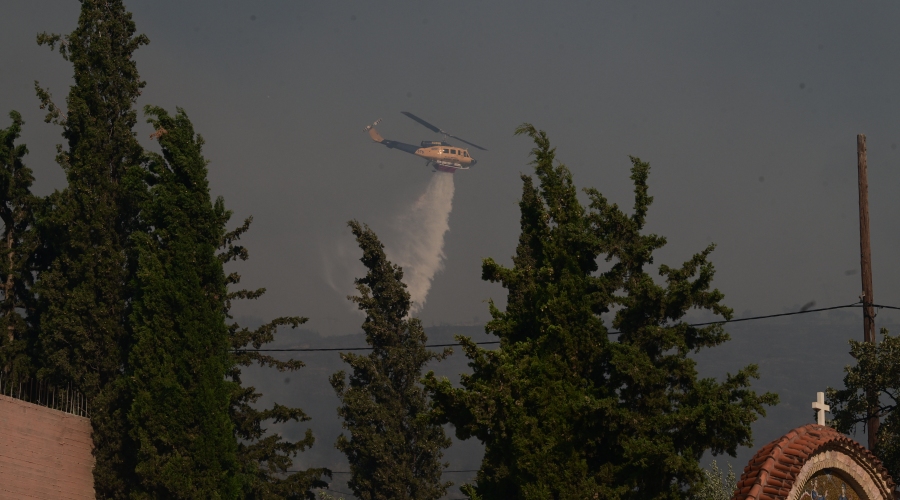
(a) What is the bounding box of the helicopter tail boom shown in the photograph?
[367,126,386,143]
[365,123,421,155]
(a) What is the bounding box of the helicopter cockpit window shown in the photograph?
[463,151,469,157]
[441,148,449,154]
[451,149,457,154]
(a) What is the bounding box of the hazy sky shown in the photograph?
[5,1,900,332]
[5,1,900,491]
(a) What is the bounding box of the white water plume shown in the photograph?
[388,172,455,314]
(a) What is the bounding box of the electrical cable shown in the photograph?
[604,302,863,335]
[299,469,478,474]
[238,342,496,352]
[682,302,862,327]
[235,301,867,352]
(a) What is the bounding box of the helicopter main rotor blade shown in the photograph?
[401,112,442,134]
[449,135,488,151]
[402,111,488,151]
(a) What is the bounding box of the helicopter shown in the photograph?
[363,112,487,173]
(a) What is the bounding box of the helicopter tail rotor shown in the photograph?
[363,118,382,133]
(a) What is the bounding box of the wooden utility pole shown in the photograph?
[857,134,879,450]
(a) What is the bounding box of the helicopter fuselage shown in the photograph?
[413,142,477,169]
[367,127,476,172]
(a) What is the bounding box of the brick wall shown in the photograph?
[0,394,95,499]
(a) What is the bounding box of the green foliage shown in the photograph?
[426,124,777,500]
[330,221,451,500]
[126,107,240,498]
[32,1,149,496]
[23,2,325,497]
[827,328,900,479]
[222,217,328,499]
[0,111,39,384]
[696,461,736,500]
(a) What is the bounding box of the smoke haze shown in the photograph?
[388,172,455,314]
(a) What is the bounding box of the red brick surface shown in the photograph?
[733,423,894,499]
[0,394,94,499]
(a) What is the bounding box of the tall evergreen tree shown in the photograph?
[26,3,324,497]
[222,217,329,500]
[330,221,450,500]
[426,125,777,499]
[0,111,39,384]
[32,1,148,495]
[126,107,240,498]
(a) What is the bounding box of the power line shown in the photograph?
[239,342,495,353]
[618,302,862,331]
[293,469,479,474]
[236,301,866,352]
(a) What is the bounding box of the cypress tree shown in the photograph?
[27,3,325,497]
[223,217,329,499]
[330,221,450,500]
[0,111,39,384]
[126,107,240,498]
[32,1,148,495]
[426,125,777,499]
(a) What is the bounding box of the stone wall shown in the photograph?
[0,394,94,499]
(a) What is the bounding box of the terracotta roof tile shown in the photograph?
[732,423,895,500]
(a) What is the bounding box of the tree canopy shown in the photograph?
[20,2,326,496]
[32,1,149,494]
[330,221,450,500]
[0,110,38,385]
[126,106,241,498]
[426,124,777,500]
[828,328,900,480]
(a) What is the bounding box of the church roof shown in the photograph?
[733,423,894,499]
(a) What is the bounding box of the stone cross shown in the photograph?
[812,391,830,426]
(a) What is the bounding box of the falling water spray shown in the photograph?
[388,172,455,314]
